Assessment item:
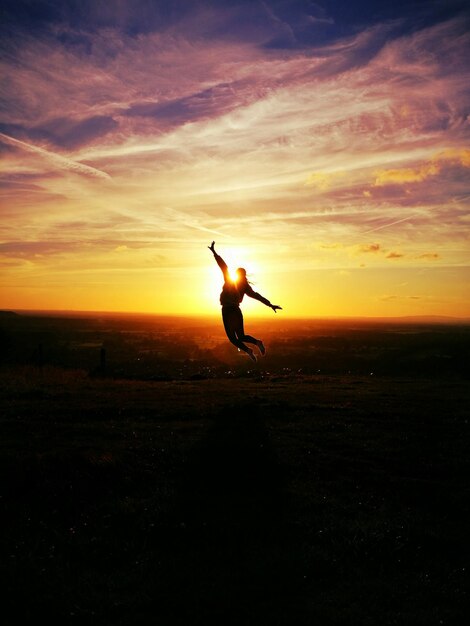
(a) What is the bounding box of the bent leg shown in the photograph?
[232,310,259,344]
[222,307,257,360]
[239,333,258,344]
[241,334,266,355]
[233,313,265,354]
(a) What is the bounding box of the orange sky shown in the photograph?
[1,1,469,319]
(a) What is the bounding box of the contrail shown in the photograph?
[163,207,229,238]
[183,222,230,237]
[359,213,417,235]
[0,132,112,180]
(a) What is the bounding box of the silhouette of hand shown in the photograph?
[271,304,282,313]
[208,241,215,252]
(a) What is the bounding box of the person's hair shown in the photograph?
[236,267,252,284]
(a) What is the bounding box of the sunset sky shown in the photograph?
[1,0,469,318]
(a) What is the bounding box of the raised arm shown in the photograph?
[208,241,230,282]
[245,283,282,313]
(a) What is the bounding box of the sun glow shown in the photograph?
[223,247,261,281]
[204,244,268,313]
[227,268,238,284]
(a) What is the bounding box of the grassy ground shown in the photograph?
[1,366,469,625]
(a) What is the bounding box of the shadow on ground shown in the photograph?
[142,403,300,625]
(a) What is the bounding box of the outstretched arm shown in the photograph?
[245,283,282,313]
[208,241,230,282]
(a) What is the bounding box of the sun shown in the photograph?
[228,267,239,283]
[205,244,262,310]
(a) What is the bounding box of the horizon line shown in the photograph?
[2,308,470,324]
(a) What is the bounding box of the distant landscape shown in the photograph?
[1,311,469,625]
[1,310,469,380]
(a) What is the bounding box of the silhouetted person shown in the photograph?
[208,241,282,362]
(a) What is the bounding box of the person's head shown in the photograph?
[235,267,247,283]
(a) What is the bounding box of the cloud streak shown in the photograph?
[0,132,112,180]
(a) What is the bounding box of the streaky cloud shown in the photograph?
[160,207,229,238]
[0,132,112,180]
[359,214,419,235]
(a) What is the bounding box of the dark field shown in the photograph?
[1,312,469,625]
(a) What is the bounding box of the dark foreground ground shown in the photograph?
[1,365,469,625]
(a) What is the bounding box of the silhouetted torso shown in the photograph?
[219,281,250,307]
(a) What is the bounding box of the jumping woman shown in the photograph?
[208,241,282,362]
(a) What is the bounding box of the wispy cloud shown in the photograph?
[359,215,419,236]
[0,132,112,180]
[356,243,381,254]
[416,253,441,260]
[380,294,424,301]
